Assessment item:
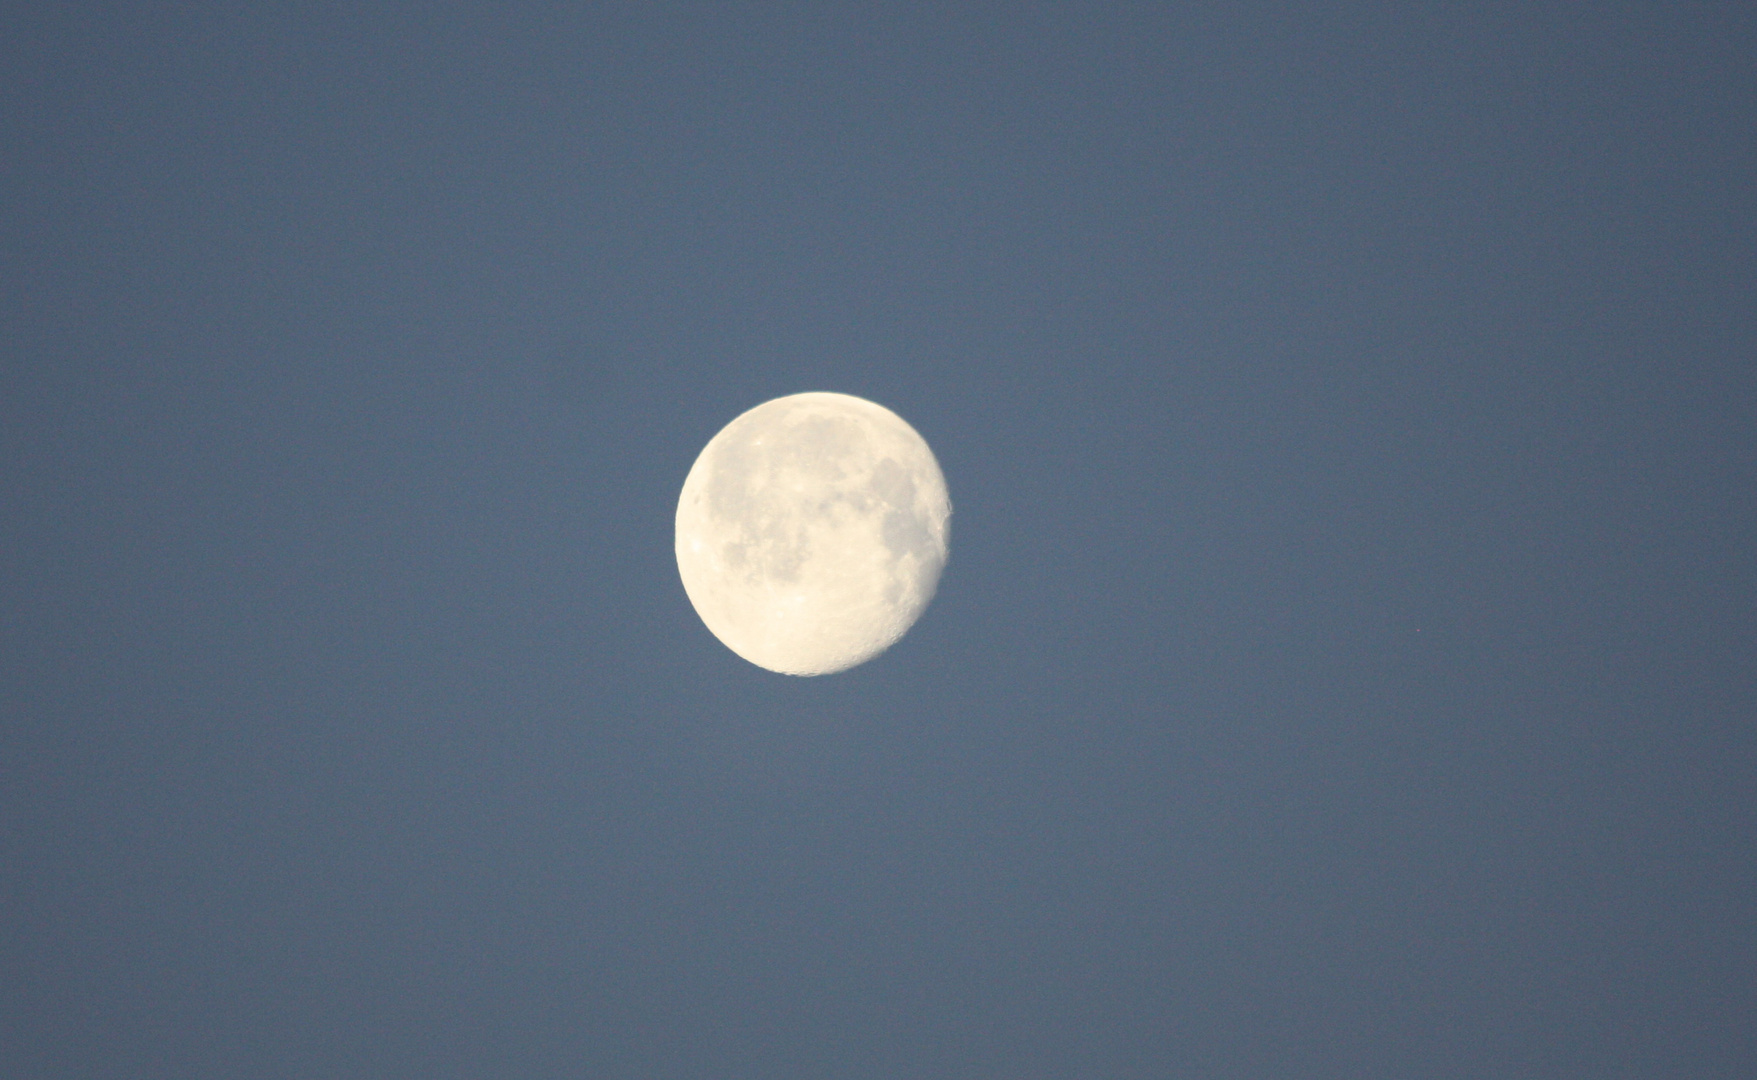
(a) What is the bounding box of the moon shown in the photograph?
[674,392,952,676]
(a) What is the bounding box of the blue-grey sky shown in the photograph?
[3,4,1753,1077]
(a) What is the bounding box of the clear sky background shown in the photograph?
[3,4,1753,1077]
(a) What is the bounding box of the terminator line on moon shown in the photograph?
[674,392,952,675]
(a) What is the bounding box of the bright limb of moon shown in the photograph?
[674,392,952,676]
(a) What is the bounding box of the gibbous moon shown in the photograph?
[675,392,951,675]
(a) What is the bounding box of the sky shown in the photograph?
[3,3,1753,1077]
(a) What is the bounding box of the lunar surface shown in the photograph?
[675,392,951,675]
